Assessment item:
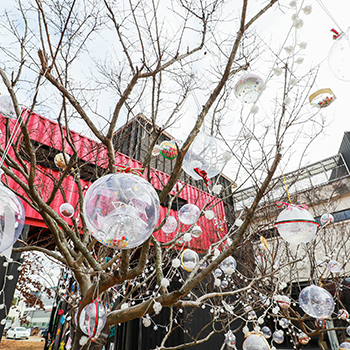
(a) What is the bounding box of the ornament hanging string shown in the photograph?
[116,164,142,177]
[316,0,343,34]
[282,173,292,204]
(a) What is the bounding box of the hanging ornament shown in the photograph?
[328,28,350,81]
[178,204,200,225]
[346,325,350,336]
[274,203,319,245]
[159,140,178,160]
[338,309,349,320]
[243,332,271,350]
[279,318,289,329]
[83,173,160,249]
[299,285,335,319]
[162,216,178,234]
[340,342,350,350]
[221,280,229,288]
[272,330,284,344]
[191,225,202,238]
[224,330,236,348]
[54,153,71,170]
[151,145,160,156]
[309,89,336,108]
[0,183,25,253]
[59,203,75,218]
[180,249,199,272]
[220,256,237,274]
[262,326,272,339]
[277,295,291,309]
[182,132,227,181]
[320,213,334,225]
[234,74,264,103]
[0,95,16,119]
[214,268,222,277]
[298,332,310,345]
[315,318,327,329]
[327,260,342,273]
[79,300,107,338]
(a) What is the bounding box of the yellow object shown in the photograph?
[309,88,336,108]
[260,236,269,250]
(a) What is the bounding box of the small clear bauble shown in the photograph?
[0,95,16,119]
[79,300,107,338]
[191,225,202,238]
[315,318,327,329]
[277,295,291,309]
[234,74,264,103]
[340,342,350,349]
[274,204,319,244]
[243,332,271,350]
[180,249,199,272]
[299,285,334,319]
[224,330,236,348]
[162,216,178,234]
[327,259,342,274]
[272,330,284,344]
[328,28,350,81]
[279,318,289,329]
[220,256,237,274]
[83,173,160,249]
[261,326,272,339]
[159,140,178,160]
[0,183,25,253]
[320,212,334,225]
[178,204,200,225]
[182,131,227,181]
[338,308,349,320]
[54,153,71,170]
[59,202,75,218]
[298,332,310,345]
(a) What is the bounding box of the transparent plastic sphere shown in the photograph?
[182,132,227,180]
[298,332,310,345]
[0,184,25,253]
[159,140,178,160]
[338,308,349,320]
[220,256,237,275]
[162,216,177,234]
[328,260,342,273]
[262,326,272,339]
[59,202,75,218]
[0,95,16,119]
[83,173,160,249]
[178,204,200,225]
[224,330,236,347]
[346,325,350,336]
[54,153,71,170]
[315,318,327,328]
[277,295,291,309]
[272,330,284,344]
[180,249,199,272]
[191,225,202,238]
[234,74,264,103]
[274,205,319,244]
[328,29,350,81]
[279,318,289,328]
[299,285,334,319]
[243,332,271,350]
[79,300,107,338]
[320,213,334,225]
[221,280,229,288]
[340,342,350,350]
[214,268,222,277]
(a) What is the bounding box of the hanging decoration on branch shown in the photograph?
[191,225,202,238]
[162,216,178,234]
[83,173,160,249]
[182,132,227,181]
[59,202,75,218]
[54,153,71,171]
[274,202,319,244]
[0,180,25,253]
[299,285,335,319]
[327,259,342,274]
[320,212,334,225]
[220,256,237,275]
[328,28,350,81]
[243,332,271,350]
[234,74,265,103]
[0,95,16,119]
[159,140,178,160]
[309,88,336,108]
[115,164,143,177]
[224,330,236,348]
[180,249,199,272]
[79,300,107,339]
[178,204,200,225]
